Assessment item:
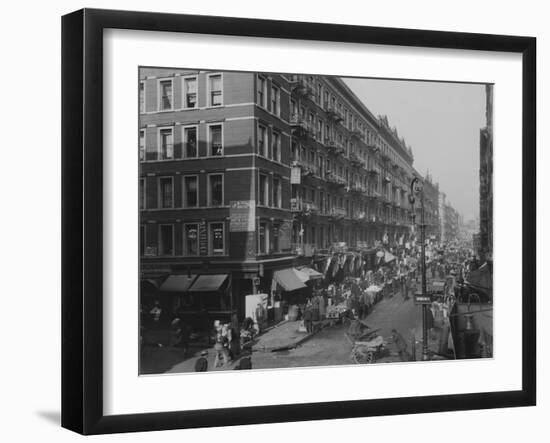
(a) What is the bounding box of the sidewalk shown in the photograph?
[253,317,340,352]
[165,320,296,373]
[252,320,307,352]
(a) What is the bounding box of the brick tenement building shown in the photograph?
[289,82,416,252]
[479,84,493,262]
[138,68,440,321]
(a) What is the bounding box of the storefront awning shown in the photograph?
[159,275,197,292]
[273,269,307,292]
[189,274,229,292]
[296,266,324,280]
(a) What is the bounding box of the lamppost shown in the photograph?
[409,177,429,361]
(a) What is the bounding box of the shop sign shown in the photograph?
[198,221,208,255]
[229,200,255,232]
[278,220,292,251]
[414,292,432,305]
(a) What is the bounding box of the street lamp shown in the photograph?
[409,177,429,361]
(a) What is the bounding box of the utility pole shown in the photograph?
[410,177,429,361]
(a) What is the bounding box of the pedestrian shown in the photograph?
[194,350,208,372]
[401,276,408,300]
[406,278,415,300]
[391,328,410,362]
[303,301,313,333]
[149,300,162,328]
[318,293,326,320]
[438,263,445,280]
[228,324,241,361]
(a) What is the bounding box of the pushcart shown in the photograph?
[345,322,387,364]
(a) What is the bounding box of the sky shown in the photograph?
[344,77,487,222]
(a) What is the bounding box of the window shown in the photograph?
[272,131,280,161]
[317,119,322,140]
[183,126,197,158]
[208,74,222,106]
[259,174,269,206]
[291,141,298,162]
[272,178,281,208]
[183,176,198,207]
[139,129,145,161]
[183,77,198,109]
[258,222,268,254]
[271,85,280,115]
[291,100,298,119]
[209,124,223,156]
[209,222,225,255]
[208,174,223,206]
[323,90,329,108]
[258,124,267,156]
[273,225,280,252]
[139,178,145,209]
[158,177,173,208]
[159,79,173,111]
[316,83,322,104]
[139,82,145,113]
[159,128,173,160]
[159,224,174,255]
[184,223,199,256]
[257,75,266,107]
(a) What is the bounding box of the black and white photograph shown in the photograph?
[138,68,493,375]
[0,0,545,440]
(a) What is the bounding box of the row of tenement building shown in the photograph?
[139,68,461,321]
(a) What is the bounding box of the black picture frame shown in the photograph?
[62,8,536,435]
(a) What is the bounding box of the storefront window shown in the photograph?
[210,222,225,255]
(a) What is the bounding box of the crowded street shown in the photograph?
[141,239,492,374]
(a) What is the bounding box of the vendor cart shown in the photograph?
[345,320,387,364]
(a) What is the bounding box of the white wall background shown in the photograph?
[0,1,546,441]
